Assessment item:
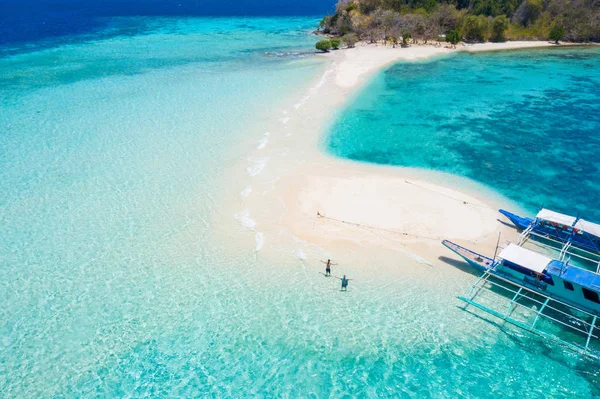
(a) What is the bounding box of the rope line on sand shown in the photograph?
[316,212,442,242]
[316,212,435,268]
[403,180,496,211]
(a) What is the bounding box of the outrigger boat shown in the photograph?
[500,208,600,268]
[443,240,600,358]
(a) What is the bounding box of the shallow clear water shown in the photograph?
[327,47,600,221]
[2,19,600,397]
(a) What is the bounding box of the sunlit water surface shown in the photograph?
[1,19,599,397]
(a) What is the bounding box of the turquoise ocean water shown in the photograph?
[327,47,600,221]
[2,18,600,397]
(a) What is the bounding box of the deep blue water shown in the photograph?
[0,0,334,49]
[327,47,600,221]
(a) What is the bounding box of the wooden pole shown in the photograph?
[492,232,501,264]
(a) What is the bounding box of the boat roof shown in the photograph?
[574,219,600,238]
[536,209,577,226]
[547,261,600,292]
[498,244,553,274]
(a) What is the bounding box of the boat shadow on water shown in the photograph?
[496,218,518,229]
[438,256,484,278]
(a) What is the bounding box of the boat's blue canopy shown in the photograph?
[547,260,600,292]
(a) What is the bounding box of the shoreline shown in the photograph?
[217,40,571,268]
[319,40,592,88]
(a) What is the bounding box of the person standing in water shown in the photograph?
[340,275,352,291]
[321,259,337,276]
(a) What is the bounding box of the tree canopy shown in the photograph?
[491,15,510,41]
[446,29,463,45]
[316,39,333,52]
[549,25,565,43]
[318,0,600,44]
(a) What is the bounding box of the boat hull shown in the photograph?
[499,209,533,230]
[500,209,600,256]
[443,240,600,316]
[443,239,600,359]
[441,240,493,272]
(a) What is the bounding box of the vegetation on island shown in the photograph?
[317,0,600,47]
[316,39,334,52]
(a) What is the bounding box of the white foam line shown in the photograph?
[398,248,433,267]
[235,209,256,229]
[234,209,266,252]
[254,232,264,252]
[246,157,269,177]
[313,68,334,90]
[294,95,311,109]
[294,67,335,110]
[240,185,252,198]
[296,249,307,261]
[257,137,269,150]
[280,117,290,125]
[262,176,280,187]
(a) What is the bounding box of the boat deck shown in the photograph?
[442,240,494,271]
[460,272,600,359]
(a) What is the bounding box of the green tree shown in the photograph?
[342,33,359,48]
[491,15,509,41]
[472,0,502,17]
[463,15,489,42]
[402,32,412,46]
[330,38,342,49]
[318,0,600,44]
[446,29,462,46]
[316,39,333,52]
[548,25,565,44]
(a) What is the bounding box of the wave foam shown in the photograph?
[313,67,334,90]
[234,209,265,252]
[255,232,264,252]
[294,95,311,109]
[294,67,335,110]
[399,248,433,267]
[240,185,252,198]
[235,209,256,229]
[246,157,269,176]
[257,137,269,150]
[296,249,306,260]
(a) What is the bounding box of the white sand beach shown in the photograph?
[327,40,564,89]
[217,41,571,268]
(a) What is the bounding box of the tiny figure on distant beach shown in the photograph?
[321,259,336,276]
[340,275,352,291]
